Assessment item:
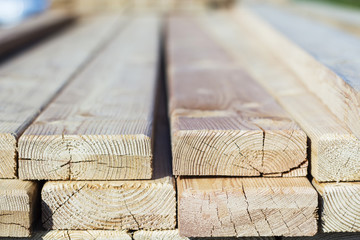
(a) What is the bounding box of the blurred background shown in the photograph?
[1,0,359,27]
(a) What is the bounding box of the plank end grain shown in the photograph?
[178,177,318,237]
[167,17,307,177]
[0,180,39,237]
[0,133,17,178]
[313,179,360,233]
[18,16,160,180]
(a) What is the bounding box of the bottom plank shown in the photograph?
[2,230,131,240]
[133,230,275,240]
[0,180,39,237]
[283,232,360,239]
[313,179,360,232]
[178,177,317,237]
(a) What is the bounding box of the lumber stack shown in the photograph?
[167,16,317,238]
[187,1,360,235]
[234,4,360,233]
[0,13,127,237]
[23,15,176,232]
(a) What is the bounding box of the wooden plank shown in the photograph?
[0,10,75,57]
[313,180,360,232]
[133,230,276,239]
[41,61,176,230]
[2,230,131,239]
[178,177,318,237]
[283,232,360,239]
[19,16,159,180]
[167,16,307,177]
[243,4,360,140]
[0,14,124,179]
[0,180,39,237]
[284,0,360,36]
[199,12,360,182]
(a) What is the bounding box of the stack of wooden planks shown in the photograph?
[2,1,360,239]
[166,14,317,238]
[0,11,177,238]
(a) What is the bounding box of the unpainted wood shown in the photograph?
[200,12,360,182]
[0,10,75,57]
[0,14,124,179]
[133,230,276,239]
[41,68,176,230]
[0,180,39,237]
[167,16,307,177]
[178,177,318,237]
[284,0,360,36]
[19,17,159,180]
[313,179,360,233]
[244,4,360,140]
[2,230,131,239]
[283,232,360,239]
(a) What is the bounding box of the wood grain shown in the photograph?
[41,64,176,230]
[313,179,360,233]
[133,230,276,240]
[0,14,124,179]
[0,10,75,57]
[167,16,307,177]
[18,16,159,180]
[200,12,360,182]
[244,4,360,140]
[0,180,39,237]
[2,230,131,239]
[178,177,318,237]
[284,0,360,36]
[283,232,360,239]
[133,229,275,240]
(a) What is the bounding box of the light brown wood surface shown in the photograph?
[283,232,360,239]
[2,230,131,239]
[199,12,360,182]
[178,177,317,237]
[19,16,159,180]
[133,230,276,239]
[167,16,307,177]
[0,14,124,179]
[0,10,75,57]
[0,180,39,237]
[313,179,360,233]
[242,4,360,141]
[41,68,176,230]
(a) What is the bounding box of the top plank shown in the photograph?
[167,16,307,176]
[247,3,360,139]
[0,10,75,58]
[19,16,160,180]
[0,14,124,178]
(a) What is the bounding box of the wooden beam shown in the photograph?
[178,177,318,237]
[0,10,75,58]
[18,17,159,180]
[41,62,176,230]
[0,14,124,179]
[283,232,360,239]
[0,180,39,237]
[283,0,360,36]
[313,179,360,232]
[199,12,360,182]
[133,230,276,239]
[167,16,307,177]
[2,230,131,239]
[242,4,360,141]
